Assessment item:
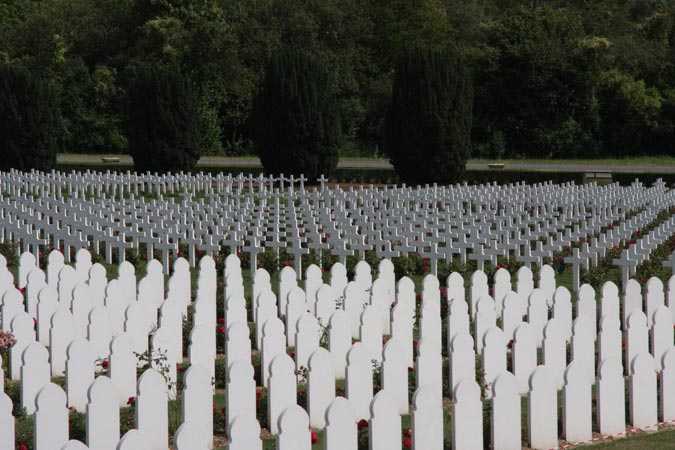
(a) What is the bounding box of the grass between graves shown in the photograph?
[3,202,675,449]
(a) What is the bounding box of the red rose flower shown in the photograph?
[311,430,319,445]
[358,419,368,430]
[127,396,136,406]
[403,437,412,448]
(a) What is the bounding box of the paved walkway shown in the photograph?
[56,155,675,173]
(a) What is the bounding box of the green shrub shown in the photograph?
[5,380,27,418]
[69,410,87,442]
[257,249,279,274]
[15,414,34,450]
[120,406,136,435]
[215,357,226,389]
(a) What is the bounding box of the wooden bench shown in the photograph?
[584,171,612,180]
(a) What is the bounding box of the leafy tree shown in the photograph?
[251,48,341,181]
[129,0,245,154]
[0,65,60,171]
[472,6,597,158]
[126,65,202,173]
[384,48,472,184]
[596,69,662,157]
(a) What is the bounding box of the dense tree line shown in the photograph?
[2,0,675,161]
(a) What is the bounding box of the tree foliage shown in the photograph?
[596,69,662,157]
[0,65,60,171]
[127,65,202,173]
[252,48,341,181]
[3,0,675,164]
[385,48,472,184]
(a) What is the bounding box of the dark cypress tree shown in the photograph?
[385,48,473,185]
[127,65,202,173]
[0,66,60,172]
[251,49,341,182]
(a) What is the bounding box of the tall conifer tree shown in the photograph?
[127,66,202,173]
[0,66,60,171]
[385,48,473,184]
[252,49,340,182]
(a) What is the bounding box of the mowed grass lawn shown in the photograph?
[588,428,675,449]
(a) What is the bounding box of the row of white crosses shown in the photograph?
[0,247,674,450]
[4,170,675,289]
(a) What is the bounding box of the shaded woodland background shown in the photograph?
[3,0,675,159]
